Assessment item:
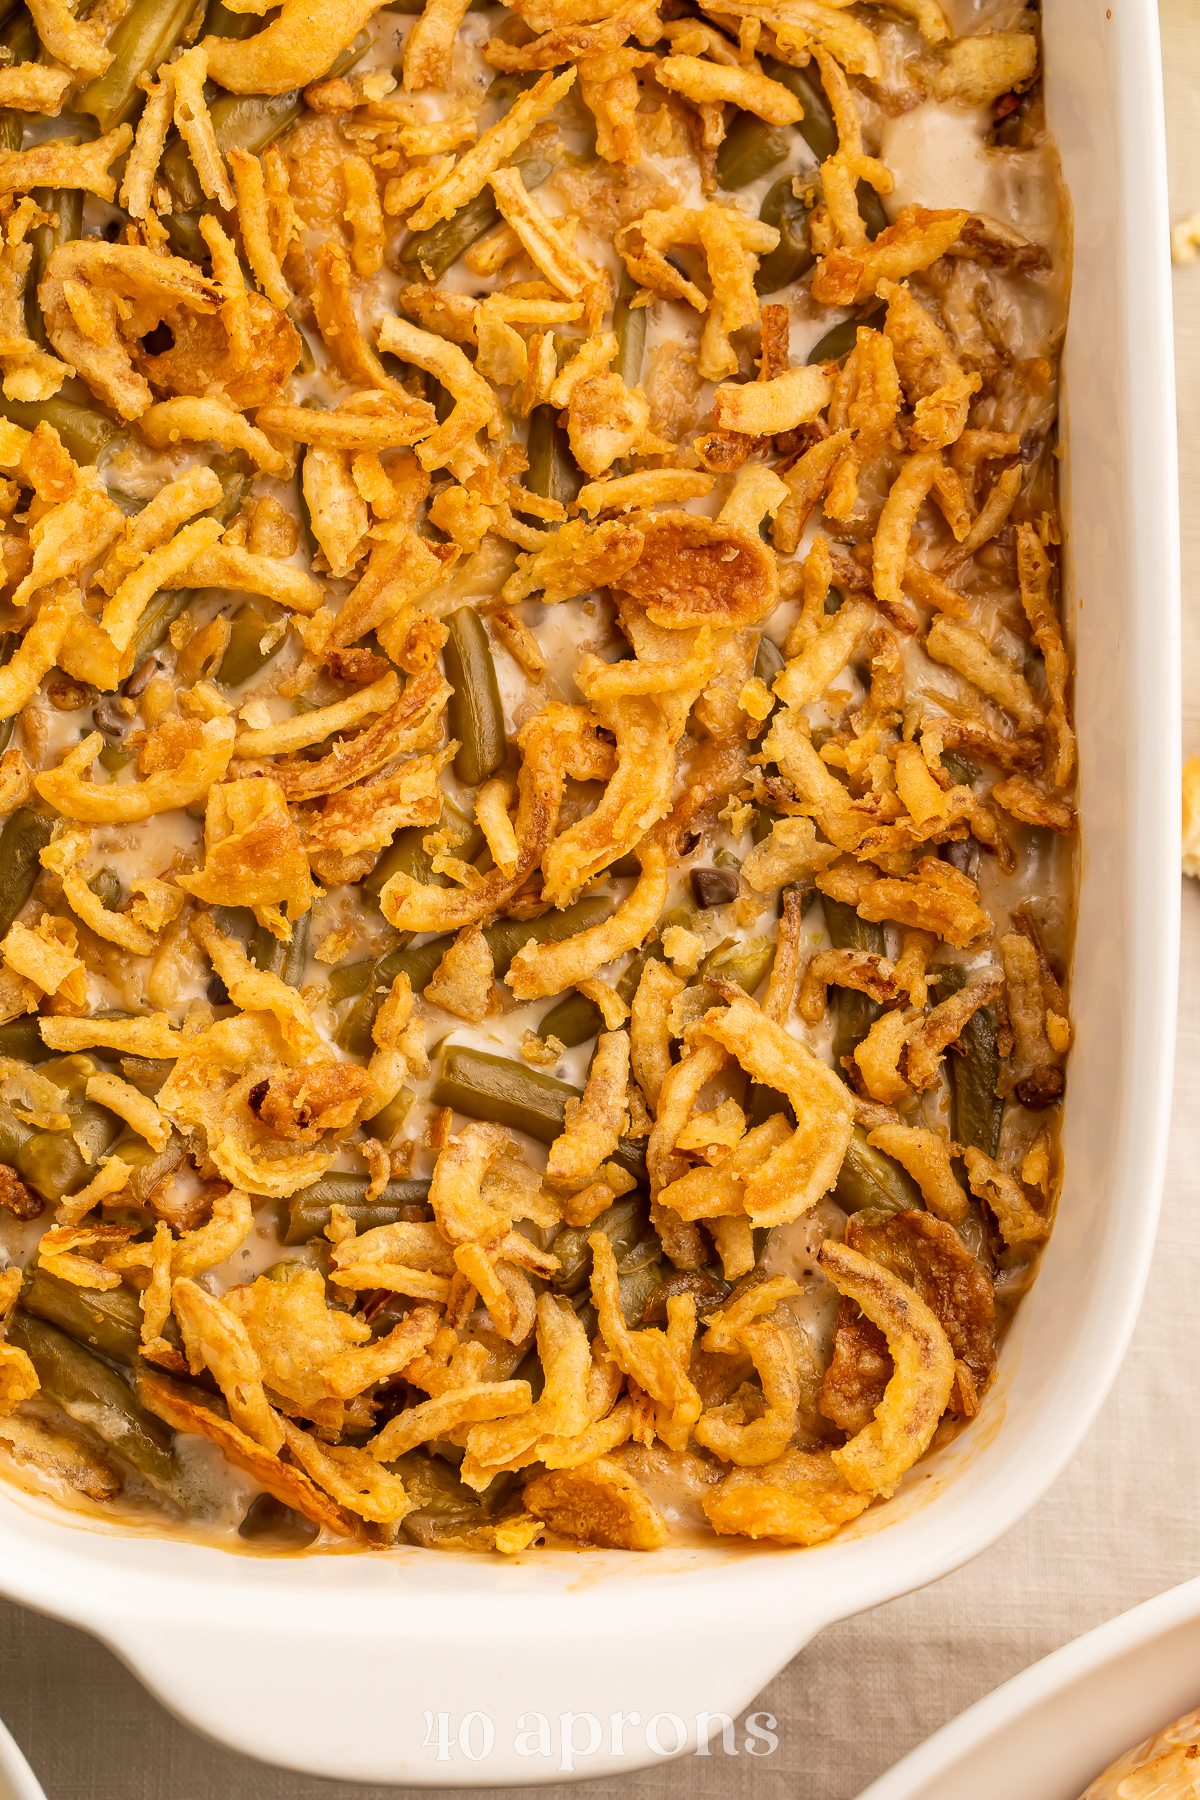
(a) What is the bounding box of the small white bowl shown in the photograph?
[856,1577,1200,1800]
[0,1718,45,1800]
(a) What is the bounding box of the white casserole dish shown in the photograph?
[0,0,1179,1783]
[855,1576,1200,1800]
[0,1720,44,1800]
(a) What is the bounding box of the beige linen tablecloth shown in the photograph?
[1,9,1197,1795]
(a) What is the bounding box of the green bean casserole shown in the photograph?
[0,0,1073,1553]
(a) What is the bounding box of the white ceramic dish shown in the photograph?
[855,1577,1200,1800]
[0,0,1180,1785]
[0,1717,46,1800]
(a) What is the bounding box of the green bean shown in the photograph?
[940,749,979,787]
[340,896,614,1055]
[548,1197,645,1295]
[77,0,197,131]
[87,867,122,911]
[107,1126,185,1203]
[763,57,837,161]
[755,174,814,295]
[716,114,791,191]
[159,33,368,208]
[238,1492,320,1547]
[0,396,119,465]
[618,1251,663,1327]
[760,57,886,238]
[370,1086,415,1144]
[400,138,558,281]
[537,938,665,1048]
[937,965,1004,1156]
[434,1044,647,1178]
[9,1309,180,1487]
[364,796,482,900]
[822,893,885,1064]
[16,1053,123,1203]
[612,267,645,390]
[161,209,207,263]
[807,300,885,368]
[525,405,579,507]
[215,598,281,688]
[753,633,785,690]
[444,606,505,788]
[0,1018,49,1065]
[21,1258,182,1364]
[833,1124,924,1215]
[249,907,310,987]
[536,992,602,1049]
[0,1097,31,1167]
[25,185,83,349]
[484,895,613,983]
[702,935,775,994]
[326,958,374,1001]
[0,808,54,938]
[283,1177,432,1245]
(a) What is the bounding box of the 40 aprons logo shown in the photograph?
[420,1709,780,1770]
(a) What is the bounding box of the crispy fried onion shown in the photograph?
[689,993,854,1225]
[381,701,607,932]
[541,696,674,905]
[40,240,226,421]
[547,1029,630,1183]
[524,1455,667,1550]
[812,205,967,308]
[138,1369,357,1535]
[236,668,450,803]
[507,844,667,999]
[300,749,449,887]
[589,1230,701,1452]
[35,717,235,824]
[178,777,315,940]
[817,1238,955,1496]
[616,509,778,629]
[815,857,989,948]
[156,1008,338,1198]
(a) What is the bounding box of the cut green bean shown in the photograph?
[9,1309,181,1487]
[444,606,505,788]
[77,0,197,131]
[0,808,54,938]
[808,300,885,367]
[21,1259,182,1365]
[823,893,885,1063]
[159,32,368,208]
[938,965,1004,1156]
[433,1044,646,1179]
[833,1125,924,1215]
[535,991,602,1049]
[0,396,119,465]
[87,866,122,911]
[612,268,645,390]
[364,796,483,900]
[755,174,814,294]
[716,113,791,191]
[548,1197,645,1296]
[25,185,83,349]
[107,1126,185,1202]
[283,1177,432,1245]
[217,599,281,689]
[248,908,310,987]
[400,138,557,280]
[525,404,579,506]
[0,1017,50,1064]
[702,936,775,994]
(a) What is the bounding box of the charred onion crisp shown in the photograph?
[0,0,1072,1554]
